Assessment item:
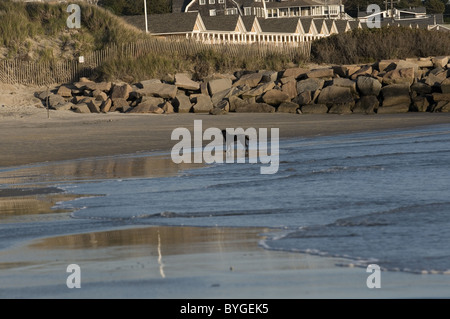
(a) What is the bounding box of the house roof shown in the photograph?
[202,15,243,32]
[299,17,316,33]
[121,12,202,34]
[258,17,301,33]
[348,20,361,30]
[313,19,328,34]
[241,15,258,31]
[325,19,337,33]
[334,19,350,33]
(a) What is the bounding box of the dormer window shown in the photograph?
[209,0,215,4]
[199,0,206,4]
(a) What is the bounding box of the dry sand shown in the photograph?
[1,85,450,299]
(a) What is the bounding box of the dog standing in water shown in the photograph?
[221,129,249,153]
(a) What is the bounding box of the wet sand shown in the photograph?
[1,112,450,299]
[1,111,450,167]
[2,224,450,299]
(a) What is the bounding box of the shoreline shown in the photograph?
[1,113,450,298]
[1,112,450,168]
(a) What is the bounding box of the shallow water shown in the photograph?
[1,124,450,274]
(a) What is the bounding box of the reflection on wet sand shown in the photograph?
[0,153,204,185]
[0,193,82,222]
[26,226,273,279]
[30,226,269,255]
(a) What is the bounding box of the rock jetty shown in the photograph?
[37,56,450,115]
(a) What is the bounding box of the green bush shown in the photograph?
[311,26,450,64]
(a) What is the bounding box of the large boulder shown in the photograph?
[433,101,450,112]
[292,91,312,106]
[300,104,328,114]
[101,98,112,113]
[261,70,279,83]
[432,56,449,68]
[233,73,263,88]
[282,67,308,79]
[235,103,275,113]
[47,94,66,109]
[281,81,298,99]
[138,82,177,99]
[87,100,102,113]
[411,82,432,95]
[173,94,192,113]
[381,83,411,107]
[162,101,174,114]
[73,103,91,113]
[307,68,333,78]
[110,83,132,99]
[317,86,354,105]
[192,95,213,113]
[382,67,415,85]
[357,76,382,96]
[57,85,73,98]
[210,88,231,107]
[229,96,255,112]
[242,82,275,99]
[332,78,357,95]
[296,78,324,94]
[277,102,300,113]
[262,89,291,106]
[208,78,232,96]
[175,73,200,91]
[395,60,420,71]
[83,81,112,92]
[375,60,397,72]
[139,79,161,87]
[424,73,446,88]
[328,103,353,114]
[412,96,431,112]
[93,90,108,102]
[350,65,372,80]
[353,95,379,114]
[129,97,164,113]
[110,98,131,112]
[440,78,450,94]
[432,93,450,102]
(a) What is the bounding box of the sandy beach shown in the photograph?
[1,103,450,167]
[1,101,450,299]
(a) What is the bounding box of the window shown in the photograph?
[244,7,252,15]
[210,9,217,16]
[209,0,215,4]
[218,0,224,3]
[199,0,206,5]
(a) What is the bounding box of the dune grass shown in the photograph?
[311,26,450,65]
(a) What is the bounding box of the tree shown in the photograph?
[397,0,423,8]
[424,0,446,13]
[343,0,385,18]
[98,0,172,15]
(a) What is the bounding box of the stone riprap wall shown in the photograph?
[37,56,450,115]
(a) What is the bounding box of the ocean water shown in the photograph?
[2,124,450,274]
